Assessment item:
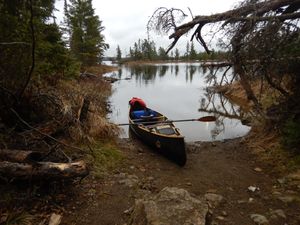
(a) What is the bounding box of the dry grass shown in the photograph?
[220,76,299,173]
[83,64,118,75]
[218,77,299,173]
[245,125,300,174]
[55,78,119,143]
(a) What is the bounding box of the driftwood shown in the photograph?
[0,160,88,180]
[0,149,42,163]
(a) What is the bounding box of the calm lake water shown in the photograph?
[107,62,250,142]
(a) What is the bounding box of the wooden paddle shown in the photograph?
[117,116,217,126]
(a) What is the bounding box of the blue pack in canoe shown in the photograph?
[129,107,186,166]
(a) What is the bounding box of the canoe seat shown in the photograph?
[153,124,176,135]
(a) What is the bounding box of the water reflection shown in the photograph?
[108,62,250,142]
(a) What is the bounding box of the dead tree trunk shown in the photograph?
[0,160,89,180]
[0,149,42,163]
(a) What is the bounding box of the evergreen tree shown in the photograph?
[67,0,108,66]
[174,48,180,60]
[0,0,78,97]
[185,42,190,59]
[189,41,197,60]
[158,47,167,60]
[116,45,122,61]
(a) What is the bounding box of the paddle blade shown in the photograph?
[197,116,217,122]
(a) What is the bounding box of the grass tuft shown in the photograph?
[86,141,123,178]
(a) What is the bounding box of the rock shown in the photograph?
[237,199,247,204]
[205,193,225,209]
[129,187,208,225]
[277,178,286,185]
[277,195,299,203]
[250,214,269,225]
[254,167,263,172]
[216,216,226,221]
[124,207,134,215]
[248,186,260,192]
[248,197,254,203]
[221,211,228,217]
[270,209,286,220]
[48,213,62,225]
[118,174,139,188]
[287,170,300,181]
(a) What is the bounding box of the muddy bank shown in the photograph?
[60,137,300,225]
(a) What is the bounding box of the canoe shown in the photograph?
[129,107,186,166]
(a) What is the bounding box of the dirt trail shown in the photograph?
[62,137,300,225]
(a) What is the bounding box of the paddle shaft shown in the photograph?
[117,116,216,126]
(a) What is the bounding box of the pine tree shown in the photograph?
[185,42,190,59]
[174,48,180,60]
[158,47,167,60]
[116,45,122,61]
[0,0,78,97]
[189,41,197,60]
[67,0,108,66]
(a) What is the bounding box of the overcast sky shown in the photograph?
[56,0,242,57]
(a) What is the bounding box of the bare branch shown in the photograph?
[0,42,31,46]
[149,0,300,53]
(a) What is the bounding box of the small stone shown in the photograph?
[248,197,254,203]
[250,214,269,225]
[277,195,297,203]
[248,186,260,192]
[49,213,62,225]
[272,191,282,196]
[216,216,226,221]
[186,182,192,186]
[139,167,146,172]
[123,207,133,215]
[221,211,228,217]
[277,178,286,185]
[287,170,300,181]
[270,209,286,219]
[237,199,247,204]
[254,167,263,172]
[205,193,224,209]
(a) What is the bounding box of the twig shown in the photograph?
[10,108,87,162]
[0,42,31,46]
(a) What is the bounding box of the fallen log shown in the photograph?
[0,160,89,180]
[0,149,42,163]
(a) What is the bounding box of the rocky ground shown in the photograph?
[59,137,300,225]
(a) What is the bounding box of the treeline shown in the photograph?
[116,39,228,62]
[0,0,108,98]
